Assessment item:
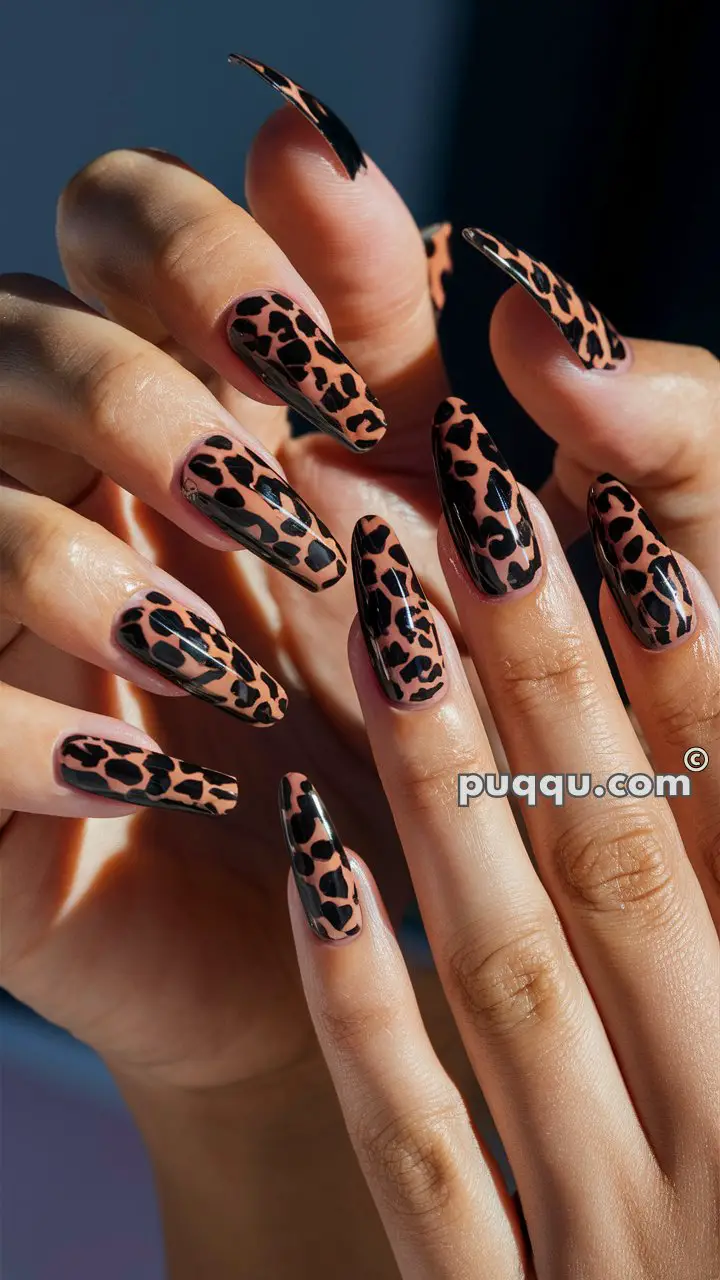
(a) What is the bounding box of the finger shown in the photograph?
[588,474,720,926]
[57,147,386,454]
[246,102,448,467]
[432,397,717,1160]
[0,279,347,592]
[0,485,287,725]
[281,774,523,1280]
[470,227,720,590]
[347,518,649,1252]
[0,683,237,820]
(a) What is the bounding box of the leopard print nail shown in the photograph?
[226,293,386,453]
[463,227,628,371]
[182,434,347,591]
[58,735,238,816]
[588,475,695,649]
[422,222,453,316]
[433,396,542,597]
[279,773,362,942]
[352,516,445,705]
[229,54,366,180]
[116,590,287,724]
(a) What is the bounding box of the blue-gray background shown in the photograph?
[1,1,715,1276]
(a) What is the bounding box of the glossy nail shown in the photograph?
[422,222,453,316]
[226,293,386,453]
[57,735,238,816]
[115,590,287,724]
[279,773,362,942]
[352,515,445,705]
[463,227,628,371]
[432,396,542,597]
[229,54,366,180]
[182,434,347,590]
[588,475,695,649]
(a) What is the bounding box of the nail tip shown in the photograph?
[228,52,365,181]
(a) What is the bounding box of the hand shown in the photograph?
[286,458,719,1276]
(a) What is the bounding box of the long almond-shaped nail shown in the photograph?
[279,773,362,942]
[588,475,695,649]
[463,227,628,371]
[226,293,387,452]
[352,516,445,706]
[182,434,347,590]
[57,735,238,816]
[432,396,542,597]
[229,54,366,180]
[422,222,453,317]
[115,590,287,724]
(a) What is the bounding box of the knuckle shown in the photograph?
[355,1098,465,1222]
[78,346,156,437]
[315,997,398,1056]
[650,679,720,752]
[155,210,242,288]
[59,148,147,219]
[495,632,595,716]
[553,813,675,917]
[447,924,569,1035]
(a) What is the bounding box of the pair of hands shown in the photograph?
[1,61,718,1278]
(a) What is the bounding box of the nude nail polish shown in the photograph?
[588,475,695,649]
[279,773,362,942]
[463,227,628,371]
[58,735,238,816]
[225,293,387,452]
[433,396,542,597]
[352,515,445,705]
[229,54,366,180]
[115,590,287,724]
[181,434,347,590]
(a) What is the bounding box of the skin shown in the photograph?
[0,105,718,1276]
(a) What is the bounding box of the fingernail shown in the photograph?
[463,227,629,371]
[225,293,387,452]
[588,475,695,649]
[352,516,446,706]
[115,590,288,724]
[422,222,453,317]
[279,773,362,942]
[432,397,542,597]
[181,434,347,590]
[57,735,238,816]
[229,54,366,180]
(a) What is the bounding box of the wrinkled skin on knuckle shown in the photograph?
[495,632,597,718]
[552,813,677,918]
[447,925,570,1036]
[355,1099,466,1223]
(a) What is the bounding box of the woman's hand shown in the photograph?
[1,54,718,1276]
[286,459,719,1276]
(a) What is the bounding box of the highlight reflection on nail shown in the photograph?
[588,474,695,649]
[58,735,238,816]
[352,515,445,705]
[280,773,362,942]
[182,434,347,591]
[116,590,287,724]
[226,292,387,452]
[463,226,628,371]
[433,396,542,597]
